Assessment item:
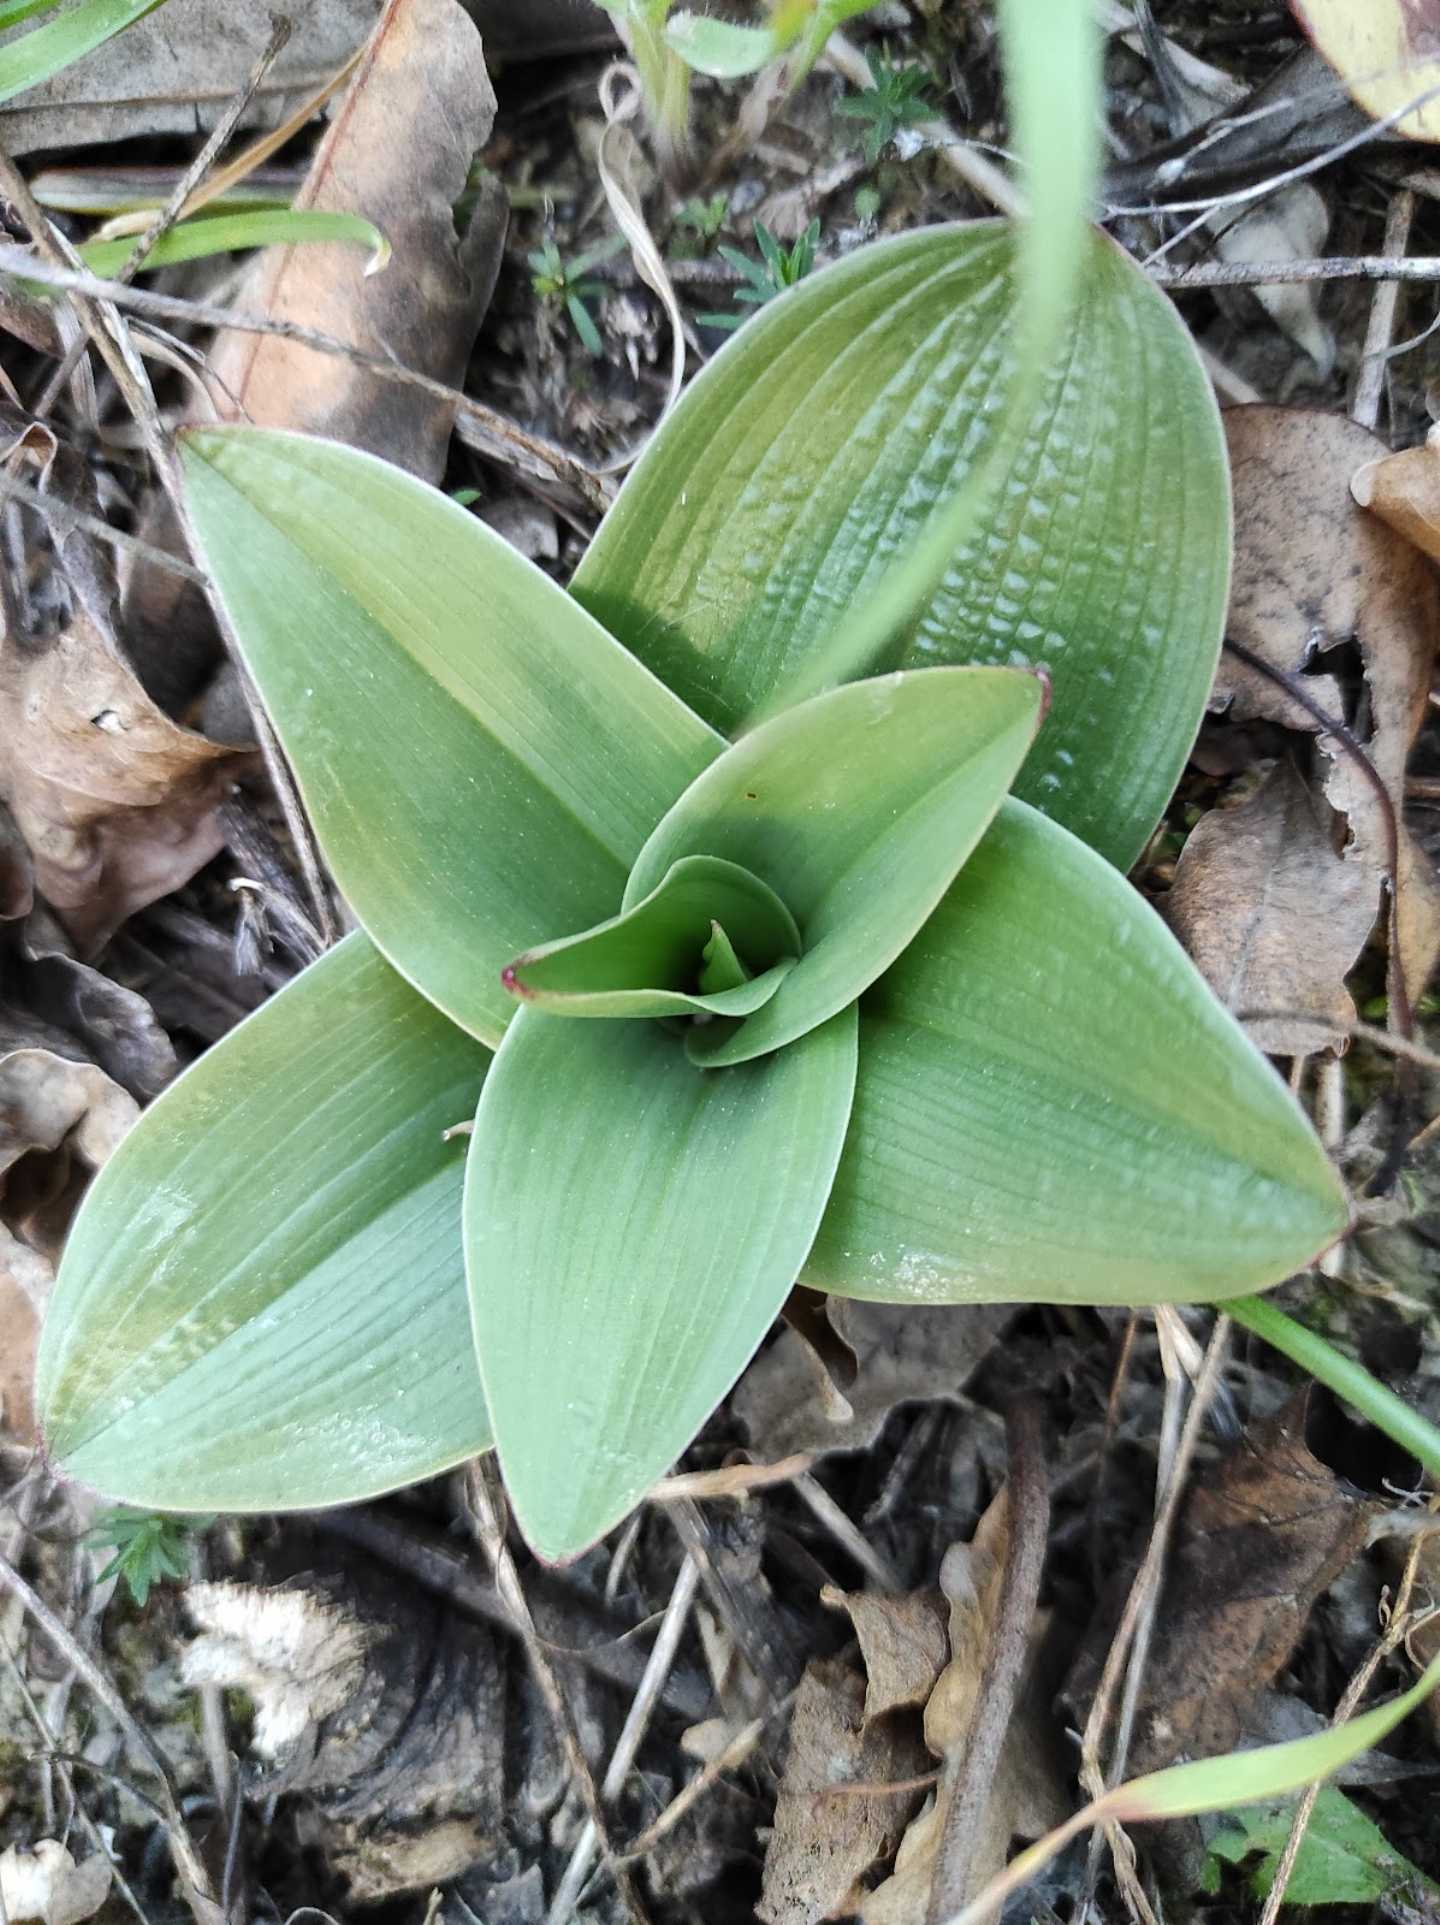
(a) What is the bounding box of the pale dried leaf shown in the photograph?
[0,1222,50,1443]
[1167,761,1379,1054]
[735,1300,1012,1460]
[822,1585,950,1723]
[1210,186,1333,373]
[0,1842,111,1925]
[1220,406,1440,1001]
[0,610,248,952]
[759,1658,929,1925]
[1292,0,1440,144]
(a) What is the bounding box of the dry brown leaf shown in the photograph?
[1292,0,1440,144]
[735,1299,1012,1461]
[859,1493,1068,1925]
[1353,424,1440,566]
[821,1584,950,1723]
[1220,405,1440,1007]
[0,610,247,952]
[208,0,501,473]
[758,1657,930,1925]
[0,0,383,154]
[1167,761,1380,1054]
[0,1044,136,1443]
[125,0,506,670]
[1065,1387,1379,1777]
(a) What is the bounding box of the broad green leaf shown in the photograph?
[77,209,388,279]
[179,427,722,1046]
[504,853,799,1020]
[806,800,1348,1306]
[0,0,165,104]
[574,223,1228,870]
[37,934,493,1512]
[0,0,63,33]
[623,666,1043,1066]
[664,12,787,76]
[1207,1789,1440,1908]
[464,1004,858,1560]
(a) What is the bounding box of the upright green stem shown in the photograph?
[626,8,691,181]
[1227,1292,1440,1480]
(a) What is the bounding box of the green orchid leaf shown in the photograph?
[77,208,389,279]
[178,427,722,1046]
[806,800,1348,1306]
[503,852,799,1020]
[464,1003,858,1560]
[664,12,788,76]
[698,921,748,995]
[0,0,165,104]
[574,222,1228,870]
[622,666,1043,1067]
[37,934,493,1511]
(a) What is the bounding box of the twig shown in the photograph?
[464,1461,653,1925]
[793,1472,902,1593]
[30,21,291,422]
[926,1399,1051,1925]
[1149,253,1440,290]
[547,1554,702,1923]
[612,1688,797,1869]
[1,256,611,511]
[0,1549,222,1925]
[1257,1513,1439,1925]
[649,1453,815,1501]
[0,465,207,582]
[1351,190,1416,433]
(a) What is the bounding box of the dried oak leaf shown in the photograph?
[0,610,247,953]
[822,1584,950,1723]
[1065,1388,1379,1777]
[1167,760,1380,1055]
[758,1657,930,1925]
[1220,405,1440,1006]
[735,1299,1012,1461]
[0,1045,136,1443]
[860,1491,1068,1925]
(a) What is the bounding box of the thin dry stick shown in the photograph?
[1351,189,1416,433]
[0,466,207,582]
[1150,252,1440,291]
[611,1688,797,1869]
[0,144,335,943]
[0,1637,155,1925]
[793,1471,902,1592]
[926,1399,1051,1925]
[4,256,611,510]
[547,1554,702,1924]
[1257,1515,1439,1925]
[0,1550,222,1925]
[30,20,292,420]
[649,1453,814,1501]
[1077,1318,1231,1922]
[464,1461,653,1925]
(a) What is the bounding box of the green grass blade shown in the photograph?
[0,0,166,105]
[77,209,388,279]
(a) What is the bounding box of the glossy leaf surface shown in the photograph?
[38,935,493,1511]
[465,1004,858,1559]
[806,801,1348,1306]
[179,427,722,1045]
[504,853,799,1019]
[625,666,1042,1065]
[574,223,1228,869]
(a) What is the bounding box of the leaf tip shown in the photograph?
[500,962,531,1001]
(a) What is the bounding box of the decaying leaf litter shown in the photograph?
[5,1,1440,1920]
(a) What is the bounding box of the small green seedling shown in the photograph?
[674,192,730,249]
[836,53,935,165]
[88,1508,212,1607]
[0,0,169,106]
[698,218,820,331]
[527,235,621,356]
